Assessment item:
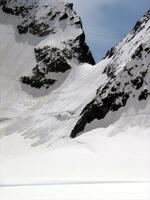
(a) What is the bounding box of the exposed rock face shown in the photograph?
[20,46,71,89]
[0,0,95,89]
[71,10,150,138]
[133,10,150,34]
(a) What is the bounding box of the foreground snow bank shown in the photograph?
[0,118,150,185]
[0,182,150,200]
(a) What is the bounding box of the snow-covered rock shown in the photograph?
[71,10,150,137]
[0,0,95,95]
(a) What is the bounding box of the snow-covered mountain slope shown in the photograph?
[71,10,150,137]
[0,0,94,118]
[0,1,150,199]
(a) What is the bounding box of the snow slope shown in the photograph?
[0,1,150,200]
[0,0,94,117]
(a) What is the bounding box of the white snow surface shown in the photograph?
[0,1,150,199]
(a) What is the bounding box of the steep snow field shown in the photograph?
[0,60,150,199]
[0,12,37,115]
[0,1,150,200]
